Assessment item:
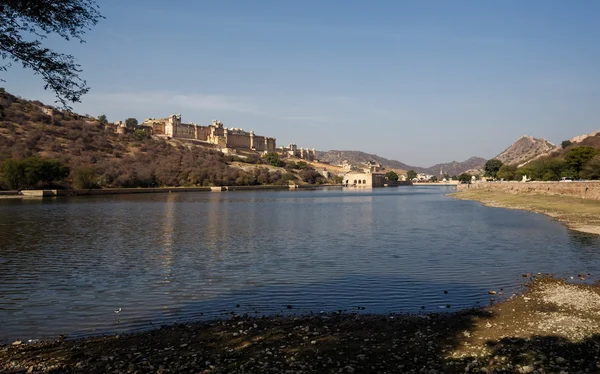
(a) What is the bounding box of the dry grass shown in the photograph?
[451,189,600,234]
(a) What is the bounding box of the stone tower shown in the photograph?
[165,114,182,137]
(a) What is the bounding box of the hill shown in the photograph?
[317,150,415,173]
[0,90,334,189]
[420,157,487,177]
[495,135,555,166]
[317,150,485,176]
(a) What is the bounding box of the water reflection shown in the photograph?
[1,188,600,342]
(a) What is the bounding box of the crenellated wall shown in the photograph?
[457,181,600,200]
[139,115,279,152]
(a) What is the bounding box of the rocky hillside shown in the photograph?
[495,135,555,166]
[0,90,331,189]
[317,150,416,173]
[420,157,486,177]
[317,150,485,176]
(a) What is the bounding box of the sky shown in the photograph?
[3,0,600,166]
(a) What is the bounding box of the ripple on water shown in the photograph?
[1,187,600,342]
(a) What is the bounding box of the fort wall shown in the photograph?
[456,181,600,200]
[136,114,283,154]
[226,132,251,149]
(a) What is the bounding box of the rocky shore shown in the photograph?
[2,278,600,373]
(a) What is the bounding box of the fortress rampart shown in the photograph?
[138,115,278,153]
[112,114,317,160]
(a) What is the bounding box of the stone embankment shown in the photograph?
[457,181,600,200]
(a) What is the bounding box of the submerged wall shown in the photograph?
[457,181,600,200]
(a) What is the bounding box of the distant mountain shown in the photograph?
[494,135,555,167]
[317,150,417,173]
[419,157,487,176]
[317,150,485,176]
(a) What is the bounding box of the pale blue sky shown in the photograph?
[3,0,600,166]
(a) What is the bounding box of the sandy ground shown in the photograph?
[2,277,600,373]
[451,189,600,235]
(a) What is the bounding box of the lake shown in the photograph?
[1,186,600,343]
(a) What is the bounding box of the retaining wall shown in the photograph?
[456,181,600,200]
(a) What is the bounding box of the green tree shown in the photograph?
[580,155,600,180]
[407,170,417,180]
[443,173,450,180]
[561,140,572,149]
[430,175,438,182]
[72,165,97,189]
[39,159,70,184]
[497,164,517,181]
[385,171,399,181]
[296,161,309,169]
[484,159,504,179]
[1,0,103,108]
[134,129,148,140]
[564,146,597,178]
[1,159,25,190]
[518,158,565,181]
[0,157,69,189]
[262,152,283,167]
[125,118,138,128]
[299,169,323,184]
[458,173,472,183]
[97,114,108,125]
[22,157,44,188]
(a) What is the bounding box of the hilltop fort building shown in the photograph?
[141,115,277,153]
[279,144,317,162]
[111,114,317,161]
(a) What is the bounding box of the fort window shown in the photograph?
[354,180,357,184]
[363,180,367,184]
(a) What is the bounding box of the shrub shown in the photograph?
[263,152,283,167]
[72,166,98,189]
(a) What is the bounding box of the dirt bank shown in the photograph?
[2,277,600,373]
[451,188,600,235]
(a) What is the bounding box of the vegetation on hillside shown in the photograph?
[483,142,600,181]
[0,91,334,190]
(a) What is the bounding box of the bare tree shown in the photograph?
[0,0,103,108]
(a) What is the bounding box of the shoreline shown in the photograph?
[0,183,417,199]
[450,188,600,235]
[0,184,343,199]
[2,277,600,373]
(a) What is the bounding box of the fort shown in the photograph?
[279,143,317,162]
[111,115,317,161]
[143,115,277,153]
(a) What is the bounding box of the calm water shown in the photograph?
[1,186,600,342]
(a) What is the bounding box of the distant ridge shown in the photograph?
[421,157,486,177]
[317,150,485,176]
[316,150,416,173]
